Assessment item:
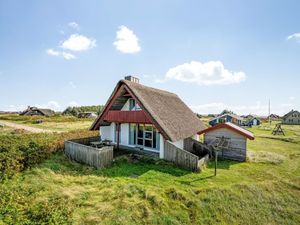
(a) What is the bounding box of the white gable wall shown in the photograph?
[121,100,130,111]
[159,134,165,158]
[100,122,115,142]
[172,139,184,149]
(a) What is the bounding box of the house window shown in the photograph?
[129,124,136,145]
[129,123,159,150]
[129,99,141,111]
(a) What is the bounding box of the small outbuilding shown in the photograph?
[78,112,98,119]
[198,122,254,161]
[209,113,244,126]
[243,116,261,127]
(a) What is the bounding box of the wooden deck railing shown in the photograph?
[65,137,113,169]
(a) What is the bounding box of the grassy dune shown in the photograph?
[0,114,93,132]
[0,123,300,224]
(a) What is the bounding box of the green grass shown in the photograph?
[0,114,94,132]
[0,123,300,224]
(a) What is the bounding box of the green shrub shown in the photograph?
[0,130,97,181]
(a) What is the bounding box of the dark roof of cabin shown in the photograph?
[91,79,206,142]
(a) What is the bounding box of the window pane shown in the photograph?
[137,138,143,145]
[138,124,143,138]
[145,139,152,148]
[145,131,152,139]
[153,130,156,149]
[129,124,136,145]
[144,125,152,131]
[129,99,135,110]
[136,103,141,110]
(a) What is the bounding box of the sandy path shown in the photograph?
[0,120,53,133]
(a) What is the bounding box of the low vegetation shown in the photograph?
[0,120,299,224]
[62,105,104,116]
[0,129,97,180]
[0,114,94,132]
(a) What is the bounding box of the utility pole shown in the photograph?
[268,98,271,126]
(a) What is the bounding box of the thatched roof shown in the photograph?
[20,107,55,116]
[90,80,206,142]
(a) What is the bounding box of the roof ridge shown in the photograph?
[121,79,178,97]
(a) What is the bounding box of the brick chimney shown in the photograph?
[124,75,139,83]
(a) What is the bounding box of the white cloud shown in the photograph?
[289,96,295,101]
[62,52,76,60]
[113,26,141,54]
[46,49,60,56]
[46,49,76,60]
[61,34,96,52]
[68,81,77,88]
[163,61,246,86]
[68,22,80,30]
[68,101,79,107]
[35,101,60,110]
[287,33,300,42]
[5,101,61,112]
[280,103,294,108]
[5,104,26,112]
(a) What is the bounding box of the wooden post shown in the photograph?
[214,149,218,176]
[116,123,120,149]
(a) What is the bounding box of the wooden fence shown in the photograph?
[184,138,211,157]
[64,138,113,169]
[164,141,200,171]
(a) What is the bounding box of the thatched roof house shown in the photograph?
[90,76,206,158]
[20,106,55,117]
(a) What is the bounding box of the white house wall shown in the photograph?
[171,139,184,149]
[100,122,115,142]
[159,134,164,159]
[121,99,130,111]
[120,123,129,145]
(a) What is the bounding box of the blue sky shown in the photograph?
[0,0,299,116]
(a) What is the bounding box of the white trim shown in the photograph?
[159,134,165,159]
